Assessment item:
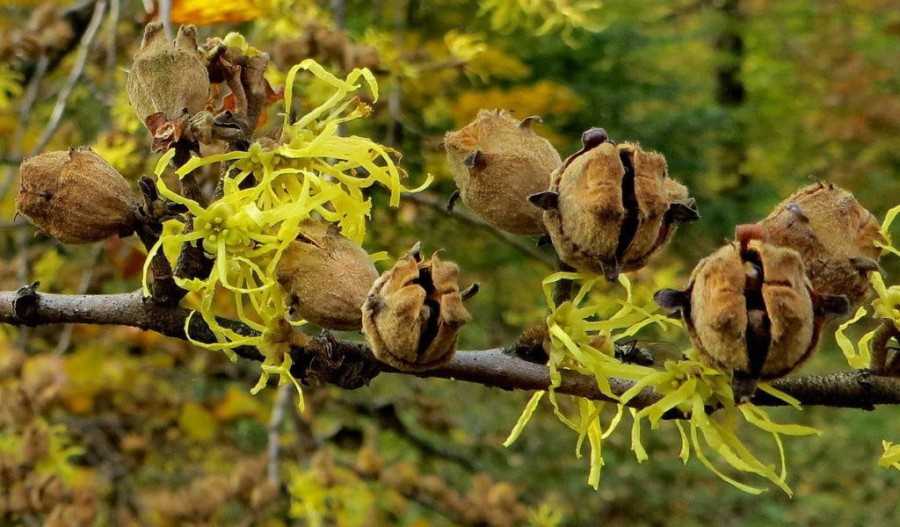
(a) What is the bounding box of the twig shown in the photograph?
[404,192,555,268]
[0,54,49,200]
[159,0,173,40]
[29,0,107,156]
[105,0,120,76]
[340,401,478,471]
[1,290,899,411]
[267,384,292,487]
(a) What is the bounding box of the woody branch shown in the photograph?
[1,289,898,411]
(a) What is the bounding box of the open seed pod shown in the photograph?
[655,232,849,401]
[17,148,140,244]
[276,221,379,331]
[759,182,883,308]
[126,23,210,151]
[362,244,476,372]
[531,129,698,280]
[445,109,562,235]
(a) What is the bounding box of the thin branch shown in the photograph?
[159,0,173,40]
[267,384,292,487]
[105,0,120,76]
[30,0,107,156]
[404,192,556,268]
[0,54,49,200]
[1,290,899,411]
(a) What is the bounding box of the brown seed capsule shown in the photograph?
[362,245,475,371]
[126,23,210,149]
[758,182,883,308]
[445,109,562,235]
[655,238,848,401]
[17,148,140,244]
[276,222,379,331]
[533,134,698,280]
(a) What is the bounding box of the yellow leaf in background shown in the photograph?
[0,64,22,112]
[452,81,584,147]
[179,402,218,442]
[466,46,531,81]
[92,133,142,176]
[171,0,265,25]
[444,31,487,62]
[32,248,65,291]
[213,385,266,421]
[880,441,900,470]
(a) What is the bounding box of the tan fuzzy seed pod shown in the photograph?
[537,135,697,280]
[445,110,562,235]
[759,182,883,307]
[16,149,140,244]
[689,241,817,378]
[362,246,473,372]
[656,238,848,400]
[126,23,210,127]
[276,222,378,331]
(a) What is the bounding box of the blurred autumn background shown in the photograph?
[1,0,899,525]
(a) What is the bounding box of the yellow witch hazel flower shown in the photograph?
[834,202,900,369]
[505,272,820,494]
[143,58,430,409]
[880,441,900,471]
[506,272,676,489]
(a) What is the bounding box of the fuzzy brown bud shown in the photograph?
[535,139,698,280]
[758,182,883,308]
[362,245,474,371]
[445,109,562,235]
[276,222,379,331]
[655,239,848,401]
[126,23,209,147]
[17,148,140,244]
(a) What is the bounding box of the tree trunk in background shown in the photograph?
[714,0,749,203]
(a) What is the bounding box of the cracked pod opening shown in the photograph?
[655,237,849,401]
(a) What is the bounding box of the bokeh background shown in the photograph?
[1,0,898,525]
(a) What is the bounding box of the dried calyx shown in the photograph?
[17,148,141,244]
[362,244,477,372]
[445,109,562,235]
[531,128,699,280]
[655,229,849,401]
[276,221,379,331]
[200,33,279,144]
[758,182,883,308]
[126,23,210,152]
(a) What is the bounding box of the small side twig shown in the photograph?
[0,54,49,200]
[105,0,120,76]
[267,384,293,487]
[870,321,899,375]
[404,192,555,268]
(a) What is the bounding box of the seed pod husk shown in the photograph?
[445,109,562,235]
[534,132,698,280]
[362,245,474,371]
[655,238,848,401]
[276,222,379,331]
[17,148,140,244]
[126,23,209,150]
[759,182,883,308]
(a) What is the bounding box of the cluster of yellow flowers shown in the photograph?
[506,202,900,491]
[144,60,429,409]
[505,272,815,493]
